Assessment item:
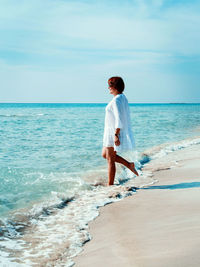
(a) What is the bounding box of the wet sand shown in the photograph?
[74,144,200,267]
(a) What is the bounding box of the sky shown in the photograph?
[0,0,200,103]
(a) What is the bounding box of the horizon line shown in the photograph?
[0,102,200,105]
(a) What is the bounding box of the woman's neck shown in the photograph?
[113,92,122,97]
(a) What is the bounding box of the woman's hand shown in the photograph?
[114,135,120,146]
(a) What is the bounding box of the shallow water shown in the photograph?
[0,103,200,266]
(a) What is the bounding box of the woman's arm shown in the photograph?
[115,128,120,146]
[113,98,123,129]
[115,128,120,136]
[113,98,123,146]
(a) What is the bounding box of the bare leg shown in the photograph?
[105,147,116,185]
[102,147,139,186]
[115,154,129,168]
[115,154,139,176]
[108,159,116,185]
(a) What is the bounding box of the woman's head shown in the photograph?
[108,76,125,94]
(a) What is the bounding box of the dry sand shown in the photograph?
[74,144,200,267]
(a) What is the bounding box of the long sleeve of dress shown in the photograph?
[112,97,123,129]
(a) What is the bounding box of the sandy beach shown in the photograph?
[74,143,200,267]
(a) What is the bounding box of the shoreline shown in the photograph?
[73,143,200,267]
[1,137,200,266]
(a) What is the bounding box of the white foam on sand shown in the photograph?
[1,135,200,266]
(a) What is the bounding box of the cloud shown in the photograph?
[0,0,200,102]
[1,0,200,56]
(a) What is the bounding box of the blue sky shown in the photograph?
[0,0,200,103]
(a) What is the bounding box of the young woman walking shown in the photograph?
[102,76,139,185]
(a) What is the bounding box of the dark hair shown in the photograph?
[108,76,125,93]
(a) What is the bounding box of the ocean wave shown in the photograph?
[0,171,155,266]
[1,135,199,266]
[0,113,44,118]
[140,136,200,162]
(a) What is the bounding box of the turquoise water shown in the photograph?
[0,103,200,266]
[0,103,200,217]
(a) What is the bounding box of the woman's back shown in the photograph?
[114,93,131,132]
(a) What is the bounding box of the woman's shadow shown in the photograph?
[142,181,200,190]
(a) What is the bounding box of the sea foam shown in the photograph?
[2,136,199,266]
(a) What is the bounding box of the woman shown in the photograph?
[102,76,139,186]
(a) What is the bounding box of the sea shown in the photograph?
[0,103,200,266]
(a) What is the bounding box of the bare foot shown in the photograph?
[92,182,107,187]
[107,183,114,186]
[129,162,139,176]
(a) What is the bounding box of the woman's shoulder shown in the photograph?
[116,93,123,98]
[114,93,123,100]
[110,94,127,107]
[115,93,127,103]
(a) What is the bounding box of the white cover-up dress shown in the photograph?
[103,93,135,153]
